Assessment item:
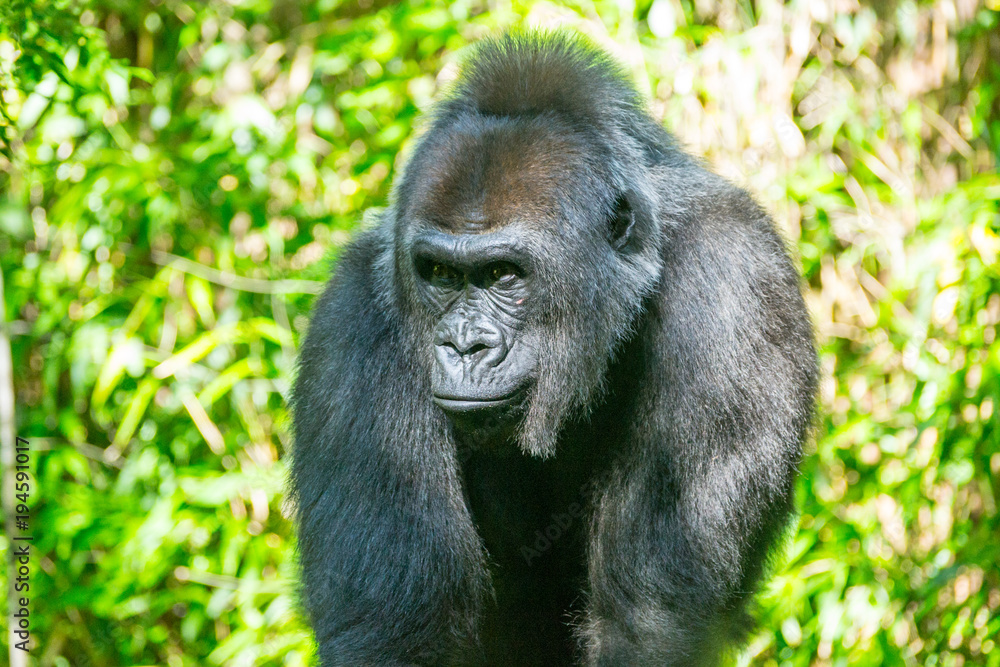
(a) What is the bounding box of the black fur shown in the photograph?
[291,31,817,666]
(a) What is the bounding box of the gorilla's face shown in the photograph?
[411,226,540,433]
[396,114,661,453]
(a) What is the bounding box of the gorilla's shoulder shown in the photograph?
[306,227,394,344]
[654,171,800,308]
[656,169,790,263]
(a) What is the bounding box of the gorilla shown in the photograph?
[291,31,817,666]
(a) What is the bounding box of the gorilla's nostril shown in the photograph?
[437,340,492,358]
[439,341,462,358]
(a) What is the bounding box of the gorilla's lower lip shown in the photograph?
[433,390,525,412]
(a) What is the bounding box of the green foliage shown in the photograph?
[0,0,997,665]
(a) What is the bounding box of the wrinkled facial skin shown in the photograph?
[411,227,539,437]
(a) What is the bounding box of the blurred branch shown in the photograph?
[3,321,31,337]
[174,566,240,589]
[29,438,124,469]
[149,250,324,294]
[178,391,226,456]
[921,103,975,160]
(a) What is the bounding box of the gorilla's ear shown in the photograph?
[610,192,636,250]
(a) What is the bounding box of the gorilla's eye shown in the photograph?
[430,263,462,287]
[488,262,519,285]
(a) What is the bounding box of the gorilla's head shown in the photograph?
[389,32,674,456]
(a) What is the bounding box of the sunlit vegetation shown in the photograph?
[0,0,997,664]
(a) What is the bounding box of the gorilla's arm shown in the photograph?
[584,177,817,666]
[291,230,489,666]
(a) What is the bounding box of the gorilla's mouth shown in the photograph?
[432,387,527,413]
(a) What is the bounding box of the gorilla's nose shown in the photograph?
[434,311,506,367]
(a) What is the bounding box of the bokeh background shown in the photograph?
[1,0,998,665]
